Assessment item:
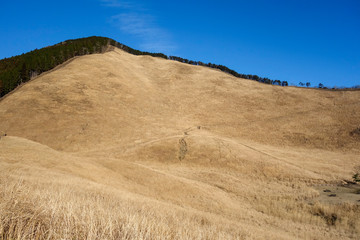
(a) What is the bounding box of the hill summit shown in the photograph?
[1,36,294,99]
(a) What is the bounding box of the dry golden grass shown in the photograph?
[0,49,360,239]
[0,172,247,240]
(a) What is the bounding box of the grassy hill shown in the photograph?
[0,46,359,239]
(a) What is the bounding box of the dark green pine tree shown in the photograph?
[20,62,27,83]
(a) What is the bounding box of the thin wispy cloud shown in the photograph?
[100,0,135,9]
[112,13,155,37]
[101,0,177,53]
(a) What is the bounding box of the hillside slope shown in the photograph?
[0,48,360,239]
[0,48,359,151]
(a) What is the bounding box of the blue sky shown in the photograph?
[0,0,359,87]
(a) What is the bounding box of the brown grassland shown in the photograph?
[0,48,360,239]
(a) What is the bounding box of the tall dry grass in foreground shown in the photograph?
[0,173,246,240]
[1,169,360,240]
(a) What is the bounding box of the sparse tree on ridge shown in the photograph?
[281,81,288,86]
[273,80,281,85]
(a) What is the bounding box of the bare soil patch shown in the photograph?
[314,183,360,205]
